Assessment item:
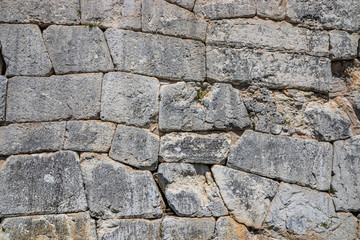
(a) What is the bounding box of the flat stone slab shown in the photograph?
[227,130,333,191]
[214,217,249,240]
[165,0,196,10]
[105,29,205,81]
[0,24,52,77]
[159,82,251,131]
[80,153,164,219]
[194,0,256,19]
[0,151,87,217]
[0,76,7,122]
[330,30,360,60]
[212,165,279,229]
[6,73,102,123]
[43,26,113,74]
[80,0,122,28]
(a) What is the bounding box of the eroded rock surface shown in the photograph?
[194,0,256,19]
[80,0,122,28]
[165,0,196,10]
[214,216,249,240]
[0,76,7,122]
[330,30,360,60]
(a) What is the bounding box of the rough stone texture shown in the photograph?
[332,136,360,212]
[349,90,360,120]
[207,18,329,57]
[212,165,279,229]
[159,82,251,131]
[0,24,52,77]
[330,30,360,60]
[160,132,230,164]
[165,0,196,10]
[0,122,65,156]
[161,216,215,240]
[64,120,116,152]
[142,0,207,41]
[256,0,286,20]
[0,76,7,122]
[120,0,142,30]
[101,72,159,127]
[80,153,164,219]
[214,217,249,240]
[105,29,205,81]
[228,130,333,191]
[194,0,256,19]
[43,26,113,74]
[80,0,122,28]
[6,74,102,123]
[0,212,97,240]
[157,163,228,217]
[207,46,332,93]
[109,126,159,170]
[0,151,87,217]
[0,0,80,25]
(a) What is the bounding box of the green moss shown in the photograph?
[195,86,211,103]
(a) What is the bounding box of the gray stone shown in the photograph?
[0,212,97,240]
[142,0,207,41]
[256,0,286,20]
[349,90,360,120]
[0,0,80,25]
[330,30,360,60]
[0,122,65,156]
[207,18,329,57]
[120,0,142,30]
[80,153,164,219]
[80,0,122,28]
[207,46,332,93]
[227,130,333,191]
[100,72,159,127]
[194,0,256,19]
[0,76,7,122]
[161,216,215,240]
[105,29,205,81]
[157,163,228,217]
[6,73,102,123]
[159,82,251,131]
[0,151,87,217]
[165,0,196,10]
[64,120,116,152]
[214,217,249,240]
[43,25,113,74]
[0,24,52,77]
[332,136,360,212]
[160,132,230,164]
[212,165,278,229]
[109,126,159,170]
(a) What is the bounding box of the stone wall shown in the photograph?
[0,0,359,239]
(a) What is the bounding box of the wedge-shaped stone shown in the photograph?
[160,132,230,164]
[214,217,249,240]
[6,74,102,123]
[105,29,205,81]
[0,76,7,122]
[194,0,256,19]
[212,165,278,229]
[101,72,159,127]
[228,131,333,190]
[81,153,164,219]
[43,26,113,74]
[80,0,122,28]
[256,0,286,20]
[207,19,329,57]
[0,151,87,217]
[207,46,332,93]
[165,0,196,10]
[120,0,142,30]
[159,82,251,131]
[0,212,97,240]
[0,24,52,77]
[330,30,360,60]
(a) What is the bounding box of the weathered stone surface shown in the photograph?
[64,120,116,152]
[160,132,230,164]
[80,153,164,219]
[120,0,142,30]
[80,0,122,28]
[101,72,159,127]
[6,74,102,123]
[105,29,205,81]
[349,90,360,120]
[214,217,249,240]
[212,165,278,229]
[162,216,215,240]
[142,0,207,41]
[0,122,65,156]
[0,76,7,122]
[109,126,159,170]
[0,212,97,240]
[0,24,52,77]
[165,0,196,10]
[332,136,360,211]
[256,0,286,20]
[0,0,80,25]
[228,130,333,191]
[158,163,227,217]
[159,82,251,131]
[330,30,360,60]
[43,26,113,74]
[207,46,332,93]
[194,0,256,19]
[207,18,329,57]
[0,151,87,217]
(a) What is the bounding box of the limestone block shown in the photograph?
[349,90,360,120]
[120,0,142,30]
[194,0,256,19]
[214,217,249,240]
[0,76,7,122]
[256,0,286,20]
[330,30,360,60]
[165,0,196,10]
[80,0,122,28]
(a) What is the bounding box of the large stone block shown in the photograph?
[159,82,251,131]
[80,0,122,28]
[214,217,249,240]
[0,76,7,122]
[0,151,87,217]
[0,24,52,77]
[330,30,360,60]
[6,74,102,123]
[120,0,142,30]
[256,0,286,20]
[165,0,196,10]
[105,29,205,81]
[194,0,256,19]
[43,26,113,74]
[349,90,360,120]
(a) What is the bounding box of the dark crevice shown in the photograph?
[0,46,6,76]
